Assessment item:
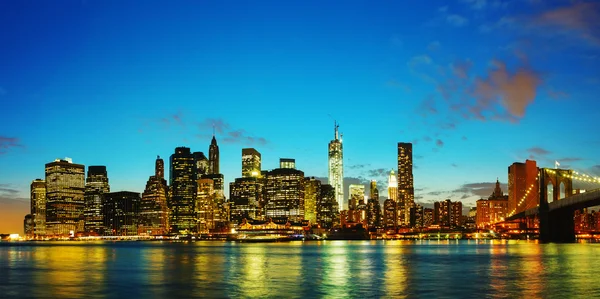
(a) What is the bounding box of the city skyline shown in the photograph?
[1,1,600,234]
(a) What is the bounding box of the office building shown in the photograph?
[328,122,344,212]
[139,156,170,235]
[194,152,209,177]
[388,169,398,202]
[476,179,509,229]
[367,180,381,228]
[397,143,414,226]
[383,199,397,230]
[242,148,261,178]
[229,177,262,224]
[434,199,463,227]
[45,158,85,236]
[84,166,110,235]
[317,184,337,228]
[508,160,539,216]
[209,134,220,174]
[197,178,216,232]
[169,147,197,234]
[30,179,46,237]
[304,177,321,224]
[24,214,34,238]
[349,184,365,210]
[103,191,140,236]
[264,167,305,222]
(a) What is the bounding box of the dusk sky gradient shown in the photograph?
[1,0,599,233]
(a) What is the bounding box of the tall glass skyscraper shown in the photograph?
[30,179,46,237]
[242,148,261,178]
[45,158,85,236]
[169,147,197,234]
[397,143,414,226]
[139,156,169,235]
[84,166,110,235]
[328,122,344,212]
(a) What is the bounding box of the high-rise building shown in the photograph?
[397,143,414,226]
[84,166,110,235]
[367,180,381,228]
[229,177,262,224]
[508,160,539,216]
[383,199,397,230]
[30,179,46,237]
[410,204,424,228]
[434,199,463,227]
[423,208,434,227]
[317,184,337,228]
[264,167,305,222]
[197,178,215,232]
[209,134,220,174]
[45,158,85,236]
[201,173,228,231]
[242,148,261,178]
[139,156,169,235]
[476,179,509,229]
[279,158,296,169]
[388,169,398,201]
[103,191,140,236]
[194,152,209,177]
[349,184,365,210]
[24,214,34,238]
[328,122,344,212]
[169,147,197,234]
[304,177,321,224]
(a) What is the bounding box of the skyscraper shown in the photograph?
[317,184,337,228]
[349,184,365,210]
[328,122,344,211]
[367,180,381,228]
[84,166,110,235]
[383,199,397,230]
[264,167,305,222]
[397,143,414,226]
[388,169,398,202]
[197,178,215,232]
[279,158,296,169]
[103,191,140,236]
[45,158,85,236]
[139,156,169,235]
[209,134,220,174]
[169,147,197,234]
[193,152,209,177]
[304,177,321,224]
[242,148,261,178]
[30,179,46,237]
[508,160,539,216]
[24,214,34,238]
[229,177,262,224]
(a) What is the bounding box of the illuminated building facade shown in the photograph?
[349,184,365,210]
[317,184,337,228]
[423,208,434,227]
[434,199,463,227]
[508,160,539,215]
[476,179,509,229]
[169,147,197,234]
[229,177,262,225]
[279,158,296,169]
[139,156,169,235]
[397,142,414,226]
[209,134,220,174]
[264,167,305,222]
[84,166,110,235]
[201,173,227,230]
[242,148,261,178]
[30,179,46,237]
[383,199,397,229]
[303,177,321,224]
[24,214,34,237]
[197,178,216,232]
[103,191,140,236]
[388,169,398,202]
[366,180,381,228]
[194,152,209,177]
[328,122,344,211]
[45,158,85,236]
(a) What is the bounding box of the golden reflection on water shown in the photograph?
[383,241,407,296]
[239,245,269,298]
[324,241,350,297]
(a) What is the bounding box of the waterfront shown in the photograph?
[1,241,600,298]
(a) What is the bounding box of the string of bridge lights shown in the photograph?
[545,169,600,184]
[508,178,538,217]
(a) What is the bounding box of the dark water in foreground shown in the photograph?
[1,240,600,298]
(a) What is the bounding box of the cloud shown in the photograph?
[527,146,550,156]
[418,95,438,116]
[0,184,19,194]
[452,59,473,79]
[436,139,444,147]
[472,59,541,120]
[223,130,268,146]
[451,163,459,168]
[447,14,469,27]
[532,2,600,46]
[557,157,583,163]
[348,164,369,170]
[462,136,468,141]
[0,137,23,154]
[454,181,508,198]
[158,112,185,128]
[365,168,388,178]
[198,118,230,134]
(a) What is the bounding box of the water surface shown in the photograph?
[1,240,599,298]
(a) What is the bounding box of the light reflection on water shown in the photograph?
[1,240,600,298]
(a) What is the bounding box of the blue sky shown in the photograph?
[1,0,600,233]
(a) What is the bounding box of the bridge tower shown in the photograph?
[538,168,575,243]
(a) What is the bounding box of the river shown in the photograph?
[1,240,599,298]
